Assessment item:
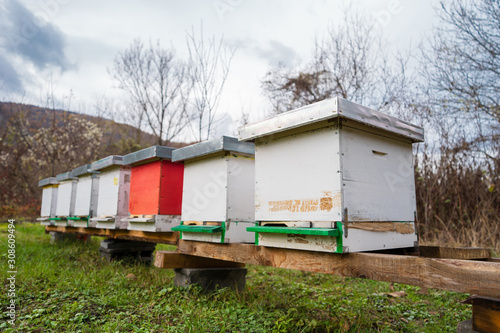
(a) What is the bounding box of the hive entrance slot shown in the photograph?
[372,150,388,156]
[184,221,221,226]
[261,221,312,228]
[262,223,288,228]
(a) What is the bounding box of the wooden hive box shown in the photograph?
[171,136,256,244]
[89,155,131,229]
[37,177,59,225]
[52,171,78,227]
[123,146,184,232]
[70,164,100,228]
[239,97,424,253]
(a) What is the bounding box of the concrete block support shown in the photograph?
[49,231,77,244]
[173,267,247,293]
[99,239,156,264]
[76,234,91,243]
[457,320,479,333]
[49,232,91,244]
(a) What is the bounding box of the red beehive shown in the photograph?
[129,159,183,215]
[123,146,184,232]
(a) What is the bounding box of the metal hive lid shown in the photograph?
[171,136,255,162]
[38,177,58,187]
[71,164,94,177]
[56,171,75,181]
[91,155,124,171]
[123,146,174,165]
[238,97,424,143]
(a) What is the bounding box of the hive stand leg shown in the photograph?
[49,231,77,244]
[49,232,90,244]
[76,234,91,243]
[457,320,479,333]
[155,251,247,292]
[173,268,247,293]
[460,296,500,333]
[99,239,156,265]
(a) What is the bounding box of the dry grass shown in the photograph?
[415,146,499,252]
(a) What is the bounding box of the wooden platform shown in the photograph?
[45,226,177,244]
[172,241,500,299]
[46,226,500,299]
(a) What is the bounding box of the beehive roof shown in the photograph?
[172,136,254,162]
[38,177,58,187]
[239,97,424,142]
[123,146,174,165]
[56,171,75,181]
[91,155,124,171]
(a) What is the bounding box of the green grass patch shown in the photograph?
[1,223,471,332]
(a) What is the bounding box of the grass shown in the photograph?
[0,223,472,332]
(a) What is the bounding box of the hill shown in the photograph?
[0,102,190,148]
[0,102,188,219]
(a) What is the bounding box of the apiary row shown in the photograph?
[38,97,424,253]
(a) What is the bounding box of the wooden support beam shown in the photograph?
[155,251,245,269]
[177,240,500,298]
[45,226,500,298]
[420,246,491,260]
[45,226,178,245]
[463,296,500,333]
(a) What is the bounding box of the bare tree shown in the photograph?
[110,39,191,146]
[262,8,402,115]
[238,104,251,128]
[186,23,235,141]
[0,100,103,218]
[420,0,500,156]
[118,100,145,145]
[92,95,115,120]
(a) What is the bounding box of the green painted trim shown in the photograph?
[246,226,340,237]
[220,222,226,243]
[49,217,63,221]
[178,221,183,240]
[335,222,343,253]
[255,231,259,246]
[172,225,223,233]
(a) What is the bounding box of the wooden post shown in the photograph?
[45,226,178,245]
[463,296,500,333]
[155,251,247,293]
[155,251,245,269]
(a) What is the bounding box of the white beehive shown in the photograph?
[171,136,256,243]
[89,155,131,229]
[53,171,78,227]
[37,177,59,225]
[239,97,424,253]
[70,164,100,228]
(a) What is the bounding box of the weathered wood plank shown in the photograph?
[177,240,500,298]
[155,251,245,269]
[420,246,491,260]
[112,229,178,244]
[347,222,415,234]
[45,226,178,245]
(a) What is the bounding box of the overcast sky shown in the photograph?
[0,0,437,137]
